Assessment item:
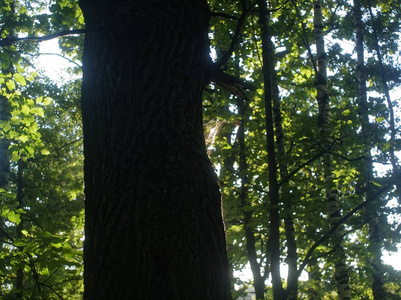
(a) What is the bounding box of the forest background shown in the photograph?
[0,0,401,299]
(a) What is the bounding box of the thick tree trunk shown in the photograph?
[0,2,14,296]
[314,1,351,299]
[80,1,232,299]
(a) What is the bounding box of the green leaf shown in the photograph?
[21,104,30,115]
[14,241,26,247]
[41,149,51,155]
[19,135,29,143]
[14,73,27,86]
[7,211,21,224]
[43,97,52,105]
[6,80,15,91]
[24,242,37,253]
[10,151,20,162]
[51,242,63,249]
[40,268,50,276]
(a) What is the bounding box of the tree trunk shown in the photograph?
[354,1,386,298]
[0,0,13,191]
[16,160,25,299]
[237,94,265,300]
[0,100,10,191]
[268,27,298,300]
[79,1,232,299]
[0,1,14,296]
[367,0,401,199]
[307,259,322,300]
[314,1,351,299]
[258,1,284,299]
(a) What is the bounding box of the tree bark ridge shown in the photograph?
[80,1,232,299]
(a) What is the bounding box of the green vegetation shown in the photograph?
[1,0,400,299]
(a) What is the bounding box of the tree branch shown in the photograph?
[215,0,258,68]
[209,67,254,100]
[293,176,398,281]
[0,29,86,47]
[210,12,239,20]
[278,151,325,187]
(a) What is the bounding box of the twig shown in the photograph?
[39,52,82,68]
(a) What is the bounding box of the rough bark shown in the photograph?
[354,1,386,298]
[0,0,13,191]
[314,1,351,299]
[258,1,284,299]
[79,1,232,299]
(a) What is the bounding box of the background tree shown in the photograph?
[1,0,401,299]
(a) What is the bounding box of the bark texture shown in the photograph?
[79,1,232,299]
[314,1,351,299]
[0,3,14,295]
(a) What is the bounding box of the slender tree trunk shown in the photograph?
[237,94,265,300]
[80,1,232,299]
[367,0,401,199]
[0,102,10,191]
[354,1,386,298]
[233,52,266,299]
[0,91,9,296]
[16,161,25,299]
[314,1,351,299]
[307,259,322,300]
[367,2,400,296]
[258,1,284,299]
[268,27,298,300]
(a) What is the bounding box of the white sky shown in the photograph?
[35,39,79,83]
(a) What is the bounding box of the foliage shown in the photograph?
[206,0,401,298]
[0,0,84,298]
[0,0,400,299]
